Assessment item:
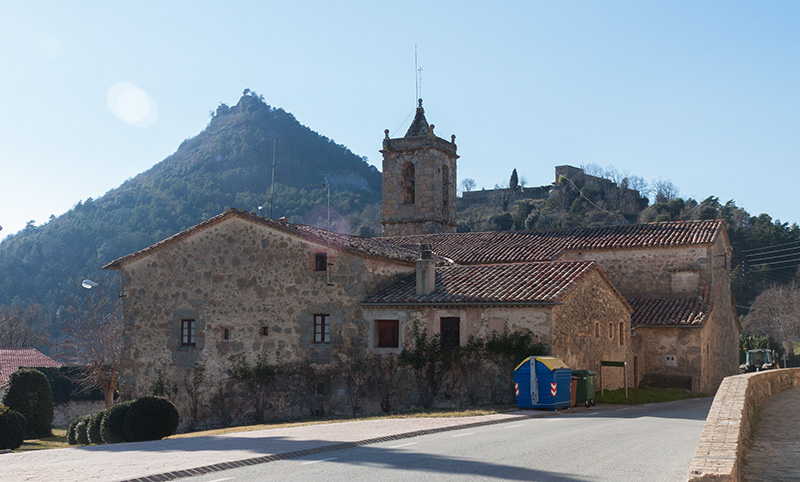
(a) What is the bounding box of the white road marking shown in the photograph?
[505,424,525,428]
[389,442,417,448]
[451,432,475,437]
[208,478,235,482]
[300,457,338,465]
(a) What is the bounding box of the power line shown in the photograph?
[742,240,800,253]
[747,258,800,269]
[747,252,800,265]
[745,246,800,261]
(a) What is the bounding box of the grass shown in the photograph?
[595,387,710,405]
[15,428,68,452]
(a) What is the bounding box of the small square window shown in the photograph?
[260,325,269,336]
[441,317,460,350]
[314,314,330,344]
[377,320,399,348]
[315,253,327,272]
[181,319,196,346]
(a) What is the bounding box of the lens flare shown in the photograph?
[107,82,158,127]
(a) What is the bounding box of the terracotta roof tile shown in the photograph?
[104,208,440,270]
[383,220,725,264]
[0,348,61,387]
[629,294,709,327]
[362,260,599,305]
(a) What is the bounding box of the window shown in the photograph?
[440,317,460,349]
[313,314,330,344]
[619,322,624,345]
[377,320,399,348]
[260,325,269,336]
[595,322,600,338]
[315,253,327,272]
[402,162,415,204]
[181,319,196,346]
[442,164,450,210]
[608,322,613,339]
[221,327,230,341]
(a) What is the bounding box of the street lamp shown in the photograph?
[81,279,125,298]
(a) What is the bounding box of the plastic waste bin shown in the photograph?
[573,369,596,407]
[514,356,572,410]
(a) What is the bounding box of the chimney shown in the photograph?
[416,244,436,296]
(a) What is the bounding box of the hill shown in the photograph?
[0,92,383,320]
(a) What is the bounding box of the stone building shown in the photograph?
[383,219,739,393]
[380,100,458,236]
[105,99,738,421]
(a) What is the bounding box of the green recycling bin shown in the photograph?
[573,369,596,407]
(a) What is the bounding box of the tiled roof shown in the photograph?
[104,208,441,270]
[629,293,709,327]
[383,220,725,264]
[362,260,600,305]
[0,348,62,387]
[404,100,430,137]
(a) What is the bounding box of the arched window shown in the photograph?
[442,164,450,210]
[402,162,415,204]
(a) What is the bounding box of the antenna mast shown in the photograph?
[415,46,423,101]
[269,138,276,218]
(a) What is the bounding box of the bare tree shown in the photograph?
[0,302,49,348]
[743,282,800,354]
[460,178,477,195]
[61,282,122,408]
[652,178,680,203]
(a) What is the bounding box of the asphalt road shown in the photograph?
[178,398,711,482]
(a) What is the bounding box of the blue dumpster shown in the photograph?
[514,356,572,410]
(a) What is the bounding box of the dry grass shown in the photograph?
[16,428,69,452]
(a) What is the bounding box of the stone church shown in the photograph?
[105,100,739,418]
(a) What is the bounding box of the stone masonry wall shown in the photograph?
[118,216,413,421]
[687,368,800,482]
[702,236,739,393]
[560,245,712,298]
[381,144,457,236]
[551,270,632,390]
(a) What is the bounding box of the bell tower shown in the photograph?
[380,99,458,237]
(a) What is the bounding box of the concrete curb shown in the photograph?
[118,413,535,482]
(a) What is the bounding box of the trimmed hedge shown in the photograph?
[87,411,105,445]
[100,401,132,444]
[75,417,90,445]
[0,404,25,450]
[122,397,179,442]
[67,417,81,445]
[1,368,54,438]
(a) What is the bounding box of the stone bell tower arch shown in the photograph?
[380,99,458,237]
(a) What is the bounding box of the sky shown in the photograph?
[1,1,798,241]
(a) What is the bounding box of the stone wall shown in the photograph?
[118,216,413,420]
[702,236,739,393]
[551,269,632,389]
[687,368,800,482]
[381,137,457,236]
[560,245,712,298]
[52,400,106,427]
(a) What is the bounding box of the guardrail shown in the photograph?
[687,367,800,481]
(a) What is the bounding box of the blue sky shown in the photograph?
[1,1,798,240]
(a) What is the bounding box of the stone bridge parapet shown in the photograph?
[687,367,800,481]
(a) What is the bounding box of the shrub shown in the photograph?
[123,397,179,442]
[0,404,25,450]
[75,417,90,445]
[67,417,81,445]
[101,401,132,444]
[87,411,105,444]
[1,368,54,438]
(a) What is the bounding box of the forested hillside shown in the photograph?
[0,91,382,321]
